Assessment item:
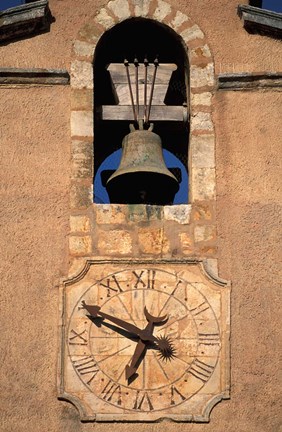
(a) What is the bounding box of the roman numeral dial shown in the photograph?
[67,267,221,413]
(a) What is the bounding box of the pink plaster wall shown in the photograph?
[0,0,281,73]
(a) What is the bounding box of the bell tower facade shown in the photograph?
[59,0,230,422]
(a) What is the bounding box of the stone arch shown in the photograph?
[70,0,216,211]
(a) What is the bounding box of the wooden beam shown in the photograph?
[101,105,186,122]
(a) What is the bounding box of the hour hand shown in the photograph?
[125,339,146,381]
[82,301,143,337]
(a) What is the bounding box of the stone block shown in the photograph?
[108,0,130,20]
[70,215,90,233]
[170,11,189,31]
[194,225,216,243]
[71,154,93,179]
[193,203,213,221]
[191,92,212,107]
[132,0,150,16]
[70,183,93,209]
[181,24,204,43]
[71,60,93,89]
[78,23,100,43]
[191,168,216,201]
[128,205,163,222]
[164,205,191,224]
[179,232,194,254]
[191,112,213,131]
[190,44,212,61]
[198,245,217,256]
[138,228,170,254]
[95,8,115,29]
[204,258,219,277]
[71,89,93,111]
[152,0,171,21]
[191,135,215,168]
[98,230,132,255]
[69,235,92,255]
[71,111,93,137]
[190,63,214,88]
[96,204,126,224]
[73,40,95,59]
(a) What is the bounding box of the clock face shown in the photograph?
[67,268,221,413]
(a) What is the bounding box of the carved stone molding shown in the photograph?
[58,259,230,422]
[218,72,282,91]
[0,0,53,44]
[238,5,282,39]
[0,67,70,85]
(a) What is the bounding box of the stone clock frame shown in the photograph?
[58,258,230,422]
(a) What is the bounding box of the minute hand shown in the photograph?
[82,302,156,341]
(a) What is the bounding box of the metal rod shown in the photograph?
[124,59,137,122]
[143,56,149,124]
[147,56,159,123]
[134,57,139,121]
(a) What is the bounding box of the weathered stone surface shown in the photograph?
[0,0,52,43]
[94,8,115,29]
[191,168,216,201]
[191,92,212,106]
[128,205,163,222]
[69,235,92,255]
[78,23,100,43]
[181,24,204,43]
[71,111,93,137]
[96,204,126,224]
[191,135,215,168]
[70,60,93,89]
[60,261,230,421]
[170,11,189,31]
[191,112,213,131]
[108,0,130,20]
[238,4,282,39]
[190,64,215,88]
[71,89,93,110]
[70,215,90,233]
[98,230,132,254]
[73,40,95,58]
[71,148,93,179]
[190,44,212,61]
[194,225,216,243]
[138,227,170,254]
[70,183,93,209]
[132,0,151,16]
[179,232,193,254]
[204,258,219,277]
[193,203,213,221]
[164,205,191,224]
[152,0,171,21]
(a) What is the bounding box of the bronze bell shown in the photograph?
[106,126,179,205]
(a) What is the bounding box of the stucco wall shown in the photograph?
[0,0,281,431]
[0,0,281,74]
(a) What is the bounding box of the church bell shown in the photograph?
[106,127,179,205]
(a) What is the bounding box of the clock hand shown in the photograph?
[125,339,146,380]
[82,301,155,341]
[125,309,170,381]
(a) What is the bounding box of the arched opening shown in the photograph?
[93,18,189,204]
